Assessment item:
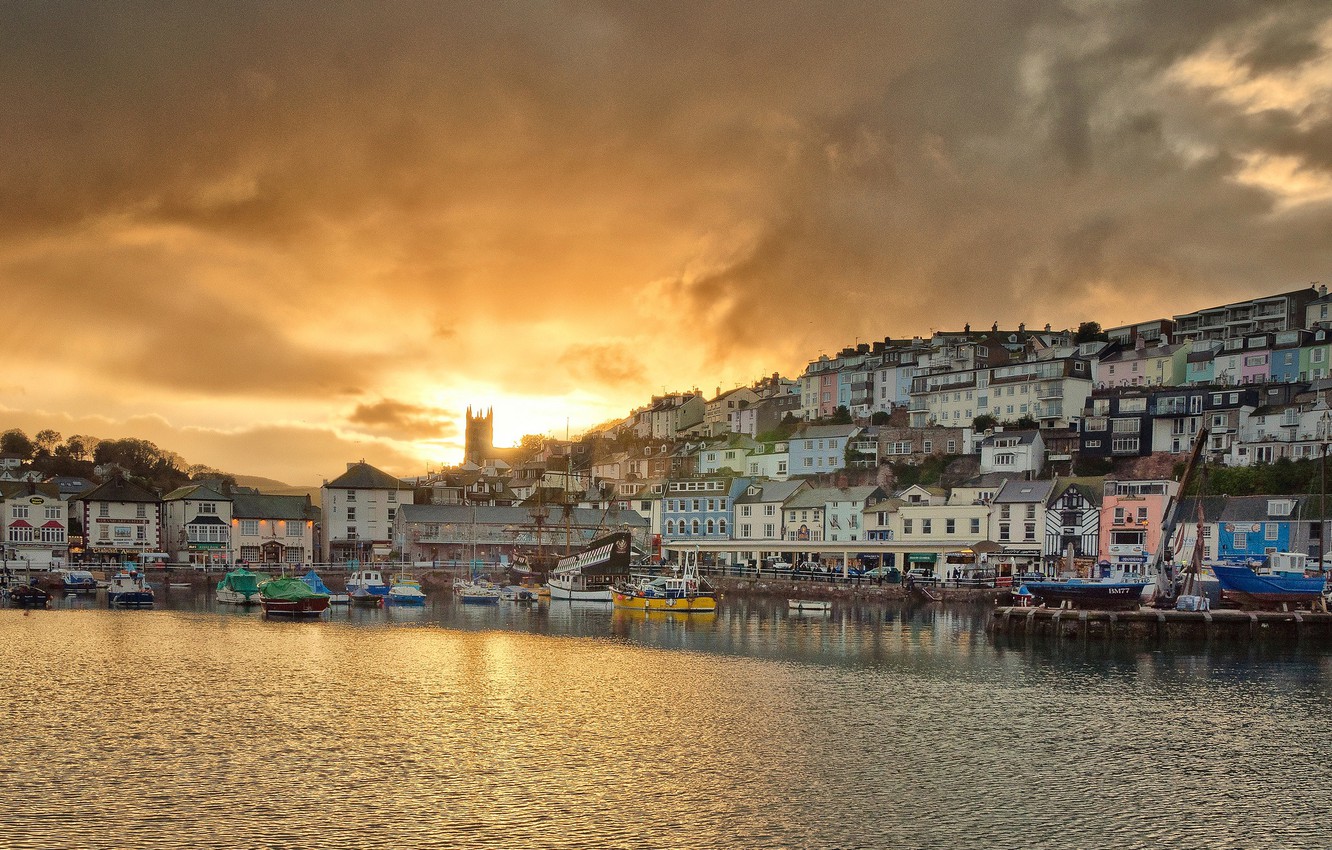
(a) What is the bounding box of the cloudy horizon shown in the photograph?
[3,1,1331,483]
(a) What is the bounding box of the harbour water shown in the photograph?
[4,588,1331,849]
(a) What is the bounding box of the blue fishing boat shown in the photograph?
[57,569,99,593]
[107,568,155,608]
[301,569,349,604]
[1212,552,1327,609]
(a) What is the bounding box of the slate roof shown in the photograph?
[326,462,408,490]
[75,477,158,503]
[398,503,647,529]
[0,481,61,500]
[992,479,1055,504]
[1050,477,1105,507]
[734,480,806,505]
[232,492,320,521]
[162,484,230,502]
[1219,495,1308,523]
[980,430,1038,447]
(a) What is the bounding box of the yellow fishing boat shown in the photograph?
[610,562,717,613]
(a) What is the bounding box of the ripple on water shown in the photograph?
[2,598,1331,849]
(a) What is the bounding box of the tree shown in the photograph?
[0,429,34,460]
[1074,321,1108,344]
[870,411,891,425]
[830,406,853,425]
[35,429,61,456]
[1012,415,1039,430]
[972,414,997,432]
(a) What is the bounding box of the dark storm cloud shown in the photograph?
[348,400,456,441]
[1,0,1330,408]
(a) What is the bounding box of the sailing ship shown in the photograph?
[547,530,633,602]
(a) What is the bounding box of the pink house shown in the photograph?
[1098,479,1179,573]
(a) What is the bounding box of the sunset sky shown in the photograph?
[3,2,1331,484]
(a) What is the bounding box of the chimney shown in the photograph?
[1135,336,1146,351]
[1044,323,1051,332]
[992,321,998,332]
[1019,322,1025,333]
[1322,284,1328,297]
[964,323,971,333]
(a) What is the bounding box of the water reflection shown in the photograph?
[4,587,1332,849]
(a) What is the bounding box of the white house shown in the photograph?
[160,483,232,569]
[321,461,416,563]
[978,430,1045,477]
[1,481,68,569]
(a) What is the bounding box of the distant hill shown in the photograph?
[233,474,291,490]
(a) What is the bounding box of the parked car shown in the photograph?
[764,560,793,574]
[862,566,900,582]
[905,567,939,584]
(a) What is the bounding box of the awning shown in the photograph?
[8,519,32,528]
[188,515,228,525]
[907,552,937,563]
[42,520,64,529]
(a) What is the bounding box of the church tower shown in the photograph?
[464,405,494,465]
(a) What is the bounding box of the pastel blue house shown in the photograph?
[1268,330,1306,384]
[789,424,861,476]
[1213,496,1311,562]
[661,476,752,558]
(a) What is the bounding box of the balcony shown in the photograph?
[1037,383,1064,400]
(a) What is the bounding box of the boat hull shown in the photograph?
[547,574,614,602]
[788,599,831,612]
[108,592,155,609]
[611,589,716,613]
[216,588,261,605]
[260,597,330,617]
[1212,565,1327,608]
[6,586,52,608]
[1023,581,1148,610]
[459,593,500,605]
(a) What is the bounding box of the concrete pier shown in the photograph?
[989,605,1332,643]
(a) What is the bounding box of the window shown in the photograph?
[136,504,147,519]
[1024,523,1036,541]
[388,492,397,504]
[1234,531,1247,549]
[199,502,216,514]
[1112,437,1140,453]
[719,519,727,535]
[346,490,356,502]
[999,523,1010,541]
[741,505,752,517]
[903,519,913,535]
[947,440,956,453]
[764,504,775,516]
[347,507,356,521]
[666,520,675,534]
[739,523,751,538]
[287,521,304,538]
[1266,523,1278,541]
[241,519,258,536]
[763,523,774,537]
[923,440,933,453]
[945,519,955,534]
[970,518,981,534]
[922,519,932,534]
[706,519,715,535]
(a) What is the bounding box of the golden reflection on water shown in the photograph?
[2,598,1331,849]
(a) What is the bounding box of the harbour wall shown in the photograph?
[989,605,1332,643]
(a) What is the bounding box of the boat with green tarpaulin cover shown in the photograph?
[259,576,330,617]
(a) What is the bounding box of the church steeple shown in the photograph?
[464,405,494,465]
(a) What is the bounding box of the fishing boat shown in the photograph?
[2,572,51,608]
[349,586,383,607]
[107,568,155,608]
[301,569,349,604]
[1020,575,1150,610]
[258,576,330,617]
[216,567,264,605]
[345,569,390,599]
[455,578,501,605]
[501,585,539,605]
[57,569,99,593]
[547,531,633,602]
[611,557,716,613]
[1212,552,1328,610]
[386,571,427,605]
[787,599,831,613]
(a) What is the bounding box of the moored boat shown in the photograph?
[386,572,427,605]
[787,599,831,613]
[547,531,633,602]
[455,579,501,605]
[1212,552,1327,610]
[3,578,51,609]
[216,567,264,605]
[1021,577,1148,610]
[346,569,390,599]
[301,569,349,604]
[107,569,155,608]
[57,569,99,593]
[258,576,330,617]
[611,558,716,613]
[501,585,539,604]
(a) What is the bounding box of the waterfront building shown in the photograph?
[1172,286,1320,343]
[734,480,808,548]
[788,424,861,475]
[395,503,648,566]
[321,461,416,563]
[1299,328,1332,381]
[889,484,987,576]
[1213,495,1316,562]
[649,393,705,439]
[1098,478,1179,569]
[230,490,318,568]
[160,483,231,570]
[1305,284,1332,328]
[1044,477,1103,567]
[987,479,1055,573]
[1230,396,1332,465]
[1185,340,1221,384]
[1,480,68,569]
[730,392,800,438]
[74,476,163,565]
[910,355,1091,431]
[659,476,750,559]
